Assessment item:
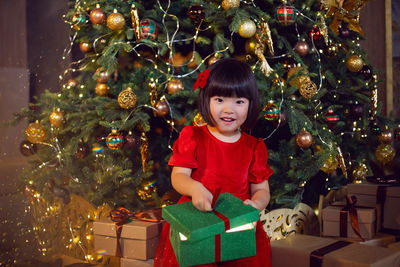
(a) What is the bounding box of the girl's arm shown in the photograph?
[243,180,270,211]
[171,166,213,212]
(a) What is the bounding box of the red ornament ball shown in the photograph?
[262,102,280,121]
[276,4,297,25]
[309,25,322,41]
[106,129,124,149]
[139,19,158,40]
[325,109,339,129]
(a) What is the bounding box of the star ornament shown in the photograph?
[193,69,210,91]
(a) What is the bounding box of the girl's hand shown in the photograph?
[191,184,213,212]
[243,199,263,211]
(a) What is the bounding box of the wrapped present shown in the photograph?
[322,204,376,240]
[388,242,400,252]
[348,183,400,231]
[162,192,259,267]
[120,257,154,267]
[332,232,397,248]
[93,208,164,260]
[271,234,400,267]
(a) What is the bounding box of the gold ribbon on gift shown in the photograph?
[110,207,163,257]
[322,0,369,36]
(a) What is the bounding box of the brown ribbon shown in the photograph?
[110,207,162,257]
[332,195,365,241]
[376,185,387,227]
[310,241,351,267]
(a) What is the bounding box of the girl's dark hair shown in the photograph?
[198,58,261,131]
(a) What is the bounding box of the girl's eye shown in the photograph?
[236,100,244,104]
[215,97,223,103]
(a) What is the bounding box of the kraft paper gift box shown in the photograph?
[93,218,164,260]
[322,205,376,240]
[347,183,400,231]
[331,232,397,248]
[271,234,400,267]
[162,192,259,267]
[120,257,154,267]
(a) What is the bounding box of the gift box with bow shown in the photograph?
[162,192,259,267]
[93,208,164,260]
[347,183,400,231]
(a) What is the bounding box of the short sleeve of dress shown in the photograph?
[168,126,198,169]
[248,138,273,183]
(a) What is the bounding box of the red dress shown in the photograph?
[154,125,273,267]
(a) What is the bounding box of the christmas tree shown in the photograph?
[9,0,399,262]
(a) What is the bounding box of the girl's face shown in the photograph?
[209,95,249,136]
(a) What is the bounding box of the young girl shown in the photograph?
[154,58,273,267]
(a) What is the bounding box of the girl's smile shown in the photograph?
[208,95,249,139]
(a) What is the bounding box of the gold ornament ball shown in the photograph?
[299,78,317,99]
[222,0,240,10]
[25,121,47,144]
[346,55,364,72]
[238,19,256,38]
[287,67,308,87]
[155,100,170,117]
[167,79,184,95]
[321,156,339,173]
[49,109,64,127]
[118,87,137,109]
[378,130,393,144]
[352,163,368,183]
[107,12,125,31]
[95,68,111,83]
[79,42,92,53]
[95,83,110,96]
[89,8,106,25]
[295,129,312,149]
[375,144,396,164]
[193,112,206,126]
[244,38,258,55]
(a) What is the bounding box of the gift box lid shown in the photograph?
[322,205,375,223]
[347,183,400,198]
[93,218,163,240]
[162,192,259,242]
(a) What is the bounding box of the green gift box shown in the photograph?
[162,192,259,267]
